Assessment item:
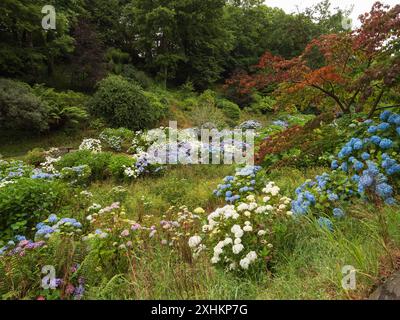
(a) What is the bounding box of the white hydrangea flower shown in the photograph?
[234,238,242,245]
[263,196,271,203]
[223,238,233,245]
[243,225,253,232]
[239,257,250,269]
[232,243,244,254]
[211,256,220,264]
[188,235,202,248]
[237,203,249,212]
[246,251,257,262]
[244,211,251,217]
[255,206,267,214]
[231,225,242,234]
[248,202,258,211]
[246,195,255,202]
[257,230,266,236]
[234,229,244,238]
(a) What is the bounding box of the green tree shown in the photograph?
[125,0,233,88]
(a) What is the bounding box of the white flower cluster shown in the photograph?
[191,181,292,272]
[40,156,61,174]
[79,139,102,153]
[99,133,123,151]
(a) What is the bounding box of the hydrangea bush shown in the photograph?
[291,111,400,224]
[190,182,292,272]
[213,166,263,203]
[79,139,102,153]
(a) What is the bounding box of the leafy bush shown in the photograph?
[56,150,113,181]
[89,75,163,130]
[25,148,46,166]
[217,99,241,126]
[248,94,276,114]
[61,165,92,186]
[121,65,153,89]
[0,178,69,242]
[32,85,88,129]
[99,128,134,152]
[190,91,226,129]
[107,154,136,180]
[0,78,49,132]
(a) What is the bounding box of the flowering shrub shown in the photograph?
[99,127,134,152]
[61,165,92,185]
[0,235,46,256]
[331,111,400,204]
[35,214,83,240]
[191,182,292,272]
[238,120,262,130]
[0,160,33,186]
[0,178,69,243]
[291,170,354,219]
[157,206,204,262]
[79,139,102,153]
[291,111,400,225]
[83,202,152,266]
[213,165,263,203]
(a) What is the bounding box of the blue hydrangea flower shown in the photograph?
[333,208,345,218]
[361,152,370,160]
[375,183,393,199]
[367,126,378,134]
[380,110,392,121]
[328,192,339,201]
[370,136,382,145]
[318,217,333,231]
[377,122,390,131]
[47,214,58,224]
[379,138,393,149]
[353,161,364,171]
[331,160,339,170]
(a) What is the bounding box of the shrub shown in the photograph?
[107,154,136,180]
[217,99,241,126]
[291,110,400,223]
[190,91,226,129]
[79,139,102,153]
[89,75,163,130]
[61,165,92,186]
[191,182,292,273]
[32,85,88,130]
[248,94,276,114]
[121,65,153,89]
[56,150,113,181]
[99,128,134,152]
[0,178,69,242]
[0,78,49,132]
[25,148,46,166]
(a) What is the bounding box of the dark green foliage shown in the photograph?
[0,79,50,132]
[88,75,165,130]
[0,179,69,242]
[216,99,241,126]
[32,85,88,129]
